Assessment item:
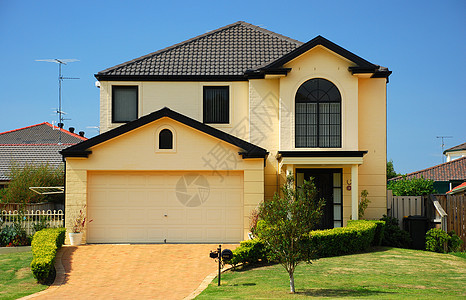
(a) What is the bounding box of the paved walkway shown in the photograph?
[28,244,236,300]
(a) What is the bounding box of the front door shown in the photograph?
[296,169,342,229]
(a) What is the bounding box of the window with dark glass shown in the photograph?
[203,86,229,124]
[112,86,138,123]
[295,78,341,148]
[159,129,173,149]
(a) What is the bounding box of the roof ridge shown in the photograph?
[97,21,245,75]
[97,21,303,76]
[0,143,78,146]
[0,122,48,136]
[237,21,303,46]
[45,123,88,140]
[392,156,466,180]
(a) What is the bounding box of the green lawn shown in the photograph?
[197,247,466,299]
[0,251,48,300]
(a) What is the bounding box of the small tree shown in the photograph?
[387,176,436,196]
[2,163,64,204]
[358,189,370,219]
[387,160,399,180]
[255,175,325,293]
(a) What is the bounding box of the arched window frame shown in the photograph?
[155,125,176,153]
[295,78,342,148]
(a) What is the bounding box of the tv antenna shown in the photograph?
[36,58,79,144]
[436,136,453,163]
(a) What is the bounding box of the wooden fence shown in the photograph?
[433,194,466,251]
[387,190,424,228]
[0,210,64,235]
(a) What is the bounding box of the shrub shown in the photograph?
[387,176,435,196]
[0,213,29,246]
[229,238,268,266]
[358,190,370,219]
[30,228,66,283]
[2,163,64,204]
[425,229,464,253]
[380,215,411,248]
[371,220,386,246]
[308,220,381,258]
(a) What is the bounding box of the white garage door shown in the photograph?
[87,171,243,243]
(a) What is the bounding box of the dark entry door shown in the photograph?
[296,168,342,229]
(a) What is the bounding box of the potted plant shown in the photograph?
[69,205,91,246]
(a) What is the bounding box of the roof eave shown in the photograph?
[60,150,92,158]
[95,74,249,82]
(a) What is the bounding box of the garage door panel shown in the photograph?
[165,208,187,225]
[126,227,148,241]
[147,209,166,224]
[147,227,165,241]
[225,208,242,224]
[186,209,204,224]
[205,208,224,225]
[127,209,149,225]
[87,171,243,243]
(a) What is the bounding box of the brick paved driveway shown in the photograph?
[30,244,236,299]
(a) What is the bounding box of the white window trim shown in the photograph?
[155,124,176,153]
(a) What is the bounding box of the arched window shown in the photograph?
[295,78,341,148]
[159,129,173,149]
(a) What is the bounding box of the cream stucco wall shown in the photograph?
[65,117,264,243]
[249,79,281,200]
[358,78,387,219]
[279,46,359,151]
[99,81,249,140]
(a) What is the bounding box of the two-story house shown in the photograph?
[62,21,391,244]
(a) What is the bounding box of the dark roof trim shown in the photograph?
[256,36,375,70]
[253,35,391,80]
[244,68,291,79]
[95,74,249,82]
[277,150,368,159]
[61,107,268,159]
[61,150,92,158]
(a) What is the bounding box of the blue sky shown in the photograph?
[0,0,464,174]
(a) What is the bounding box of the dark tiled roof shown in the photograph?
[0,123,86,145]
[444,142,466,153]
[0,145,70,181]
[96,21,303,78]
[0,123,86,181]
[390,157,466,182]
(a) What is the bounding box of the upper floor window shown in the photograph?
[295,78,341,148]
[203,86,229,124]
[112,86,138,123]
[159,129,173,149]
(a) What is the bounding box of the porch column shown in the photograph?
[351,164,358,220]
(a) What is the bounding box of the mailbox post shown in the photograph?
[217,245,221,286]
[209,245,233,287]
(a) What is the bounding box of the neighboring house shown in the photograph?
[444,142,466,162]
[62,21,391,244]
[389,157,466,194]
[0,122,86,188]
[447,182,466,195]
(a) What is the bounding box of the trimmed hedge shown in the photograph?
[308,220,385,258]
[30,228,66,283]
[229,238,268,266]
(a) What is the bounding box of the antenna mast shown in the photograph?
[436,136,453,163]
[36,58,79,144]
